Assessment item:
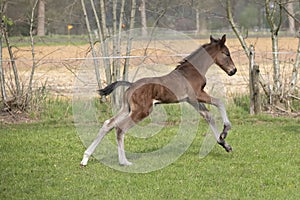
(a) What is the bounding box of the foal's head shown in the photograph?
[209,34,237,76]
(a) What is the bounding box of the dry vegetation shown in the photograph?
[1,37,299,98]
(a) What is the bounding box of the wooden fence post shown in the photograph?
[249,45,261,114]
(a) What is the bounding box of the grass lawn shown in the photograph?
[0,102,300,199]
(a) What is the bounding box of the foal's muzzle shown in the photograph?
[228,68,237,76]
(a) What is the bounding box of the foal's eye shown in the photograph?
[223,52,230,57]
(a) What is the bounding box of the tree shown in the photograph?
[238,4,259,29]
[37,0,45,36]
[227,0,300,113]
[265,0,283,103]
[227,0,258,114]
[226,0,250,57]
[286,0,295,34]
[2,7,21,101]
[26,0,39,107]
[0,0,7,103]
[0,0,45,111]
[81,0,101,89]
[81,0,137,93]
[192,1,208,35]
[140,0,147,36]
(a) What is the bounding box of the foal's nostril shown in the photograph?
[229,68,237,76]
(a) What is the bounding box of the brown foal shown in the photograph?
[80,34,237,166]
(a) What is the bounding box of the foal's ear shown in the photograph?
[210,35,218,43]
[220,34,226,46]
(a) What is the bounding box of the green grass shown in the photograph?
[6,35,89,47]
[1,100,300,199]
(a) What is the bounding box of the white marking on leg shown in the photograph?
[211,98,231,130]
[153,99,161,105]
[116,131,132,166]
[201,111,221,142]
[80,119,112,166]
[188,101,222,142]
[115,116,136,166]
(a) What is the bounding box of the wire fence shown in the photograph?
[1,42,299,99]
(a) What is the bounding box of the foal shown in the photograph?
[80,34,237,166]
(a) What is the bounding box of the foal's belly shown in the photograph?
[132,83,186,104]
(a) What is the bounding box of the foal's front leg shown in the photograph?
[197,104,232,152]
[210,97,232,141]
[193,91,233,152]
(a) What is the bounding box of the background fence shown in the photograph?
[1,37,299,107]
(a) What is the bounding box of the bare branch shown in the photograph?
[123,0,137,81]
[281,2,300,25]
[81,0,101,88]
[27,0,39,102]
[289,33,300,92]
[4,25,20,98]
[0,0,7,102]
[226,0,250,58]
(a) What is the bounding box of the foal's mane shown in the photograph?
[178,42,211,66]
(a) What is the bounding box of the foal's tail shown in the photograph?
[98,81,132,96]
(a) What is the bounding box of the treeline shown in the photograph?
[5,0,300,36]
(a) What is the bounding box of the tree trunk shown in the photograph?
[226,0,250,57]
[112,0,118,83]
[249,45,261,114]
[249,45,255,114]
[111,0,126,107]
[196,8,200,35]
[265,0,283,103]
[0,31,6,103]
[99,0,111,85]
[271,33,281,97]
[90,0,102,44]
[123,0,136,82]
[286,1,295,35]
[81,0,101,88]
[140,0,147,37]
[4,27,20,98]
[0,1,7,103]
[117,0,125,80]
[99,0,108,38]
[37,0,45,36]
[227,0,268,114]
[118,0,125,47]
[26,0,39,108]
[289,33,300,92]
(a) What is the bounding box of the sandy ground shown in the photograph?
[2,37,300,99]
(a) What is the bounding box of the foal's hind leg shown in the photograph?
[80,109,129,167]
[80,119,114,167]
[115,118,136,166]
[114,104,154,165]
[116,127,132,166]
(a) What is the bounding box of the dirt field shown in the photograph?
[2,37,300,98]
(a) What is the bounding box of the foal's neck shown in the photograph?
[183,44,215,76]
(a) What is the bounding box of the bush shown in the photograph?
[232,94,250,113]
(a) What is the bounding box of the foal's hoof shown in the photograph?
[218,140,233,153]
[224,145,233,152]
[119,161,133,166]
[80,163,87,168]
